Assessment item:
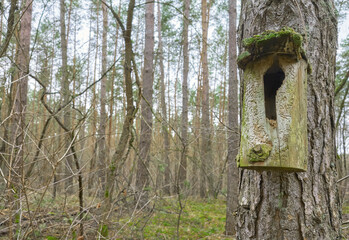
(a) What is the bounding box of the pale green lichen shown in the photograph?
[247,144,272,162]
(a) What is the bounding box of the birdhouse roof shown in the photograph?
[237,28,308,71]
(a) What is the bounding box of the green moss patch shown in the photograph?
[238,28,306,69]
[242,27,302,49]
[248,144,272,162]
[237,51,251,63]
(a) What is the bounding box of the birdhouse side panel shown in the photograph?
[276,58,308,171]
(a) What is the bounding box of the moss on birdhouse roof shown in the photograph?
[243,28,303,49]
[238,28,307,69]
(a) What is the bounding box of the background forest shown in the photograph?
[0,0,348,239]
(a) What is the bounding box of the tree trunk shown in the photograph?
[135,0,154,206]
[179,0,190,192]
[108,2,121,149]
[11,0,32,177]
[7,1,32,237]
[97,2,108,197]
[101,1,138,232]
[192,56,202,196]
[200,0,213,198]
[237,1,341,239]
[60,0,73,194]
[88,2,100,193]
[0,0,4,45]
[0,0,18,58]
[225,0,239,235]
[156,2,171,195]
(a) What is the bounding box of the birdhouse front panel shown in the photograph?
[237,54,308,172]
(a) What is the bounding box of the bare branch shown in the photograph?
[335,71,349,97]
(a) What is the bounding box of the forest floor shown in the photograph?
[341,201,349,239]
[0,194,235,239]
[2,194,349,239]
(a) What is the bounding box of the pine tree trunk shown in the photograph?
[7,1,32,237]
[200,0,213,198]
[60,0,73,194]
[0,0,4,45]
[225,0,239,235]
[237,1,341,239]
[179,0,190,192]
[86,4,95,193]
[11,0,32,180]
[192,59,202,196]
[89,2,100,193]
[97,2,108,197]
[157,2,171,195]
[0,0,17,58]
[135,0,154,206]
[108,3,121,149]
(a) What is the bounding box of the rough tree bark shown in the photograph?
[97,2,108,196]
[179,0,190,192]
[7,1,32,237]
[156,2,171,195]
[10,0,32,177]
[60,0,74,194]
[237,1,341,239]
[135,0,154,206]
[225,0,239,235]
[0,0,18,58]
[88,2,99,193]
[200,0,213,198]
[108,2,121,149]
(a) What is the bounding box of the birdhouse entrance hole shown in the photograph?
[263,63,285,121]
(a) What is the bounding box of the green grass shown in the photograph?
[343,204,349,214]
[115,198,234,240]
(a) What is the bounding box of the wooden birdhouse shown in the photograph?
[237,28,309,172]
